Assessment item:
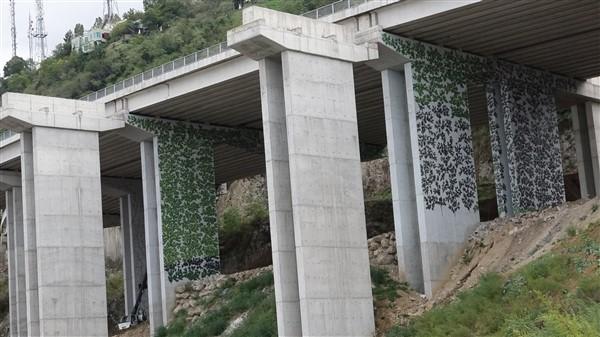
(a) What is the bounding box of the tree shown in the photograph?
[93,17,103,28]
[3,56,29,77]
[74,23,84,37]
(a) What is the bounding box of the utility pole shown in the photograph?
[9,0,17,57]
[33,0,48,63]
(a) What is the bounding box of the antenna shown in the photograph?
[33,0,48,63]
[28,12,34,61]
[9,0,17,57]
[102,0,119,28]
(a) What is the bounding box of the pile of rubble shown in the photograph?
[368,232,397,266]
[173,266,272,321]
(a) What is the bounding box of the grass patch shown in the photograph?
[371,267,407,302]
[157,271,276,337]
[387,220,600,337]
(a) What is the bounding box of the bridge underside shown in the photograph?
[1,2,599,337]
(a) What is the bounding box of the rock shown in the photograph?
[381,238,390,248]
[375,253,395,265]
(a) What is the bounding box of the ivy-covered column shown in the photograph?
[383,34,482,296]
[486,62,569,215]
[130,116,220,326]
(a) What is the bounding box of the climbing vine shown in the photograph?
[486,61,573,214]
[382,33,574,216]
[128,115,261,281]
[382,33,487,212]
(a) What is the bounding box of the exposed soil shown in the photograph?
[375,198,600,336]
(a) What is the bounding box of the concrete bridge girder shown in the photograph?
[0,2,599,337]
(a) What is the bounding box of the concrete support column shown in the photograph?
[230,6,378,335]
[12,187,27,336]
[487,65,565,214]
[5,191,17,337]
[281,50,375,336]
[120,195,135,315]
[32,126,108,336]
[21,131,40,336]
[572,103,596,198]
[259,55,302,337]
[118,187,147,317]
[140,139,164,334]
[381,69,424,293]
[587,102,600,196]
[404,63,481,296]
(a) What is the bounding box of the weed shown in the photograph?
[158,271,276,336]
[386,224,600,337]
[568,226,578,237]
[371,267,404,302]
[577,275,600,303]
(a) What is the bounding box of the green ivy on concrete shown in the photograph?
[382,33,487,212]
[382,33,575,216]
[128,115,261,281]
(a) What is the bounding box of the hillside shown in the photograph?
[142,199,600,337]
[0,0,336,99]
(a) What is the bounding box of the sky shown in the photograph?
[0,0,144,73]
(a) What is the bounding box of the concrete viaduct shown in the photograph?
[0,0,599,336]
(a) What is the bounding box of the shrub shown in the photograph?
[221,207,243,234]
[577,276,600,303]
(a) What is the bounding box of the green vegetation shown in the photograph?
[155,263,406,336]
[0,0,336,99]
[105,258,125,331]
[220,201,268,235]
[387,221,600,337]
[0,277,8,318]
[371,266,408,302]
[156,271,276,337]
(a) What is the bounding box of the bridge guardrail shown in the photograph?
[79,0,374,102]
[0,130,16,143]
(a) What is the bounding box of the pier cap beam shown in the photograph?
[0,93,124,132]
[227,6,378,62]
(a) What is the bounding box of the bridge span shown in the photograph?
[0,1,599,336]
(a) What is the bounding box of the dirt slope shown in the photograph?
[375,198,600,335]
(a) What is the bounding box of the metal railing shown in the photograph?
[81,41,230,101]
[81,0,375,102]
[0,130,16,143]
[303,0,370,19]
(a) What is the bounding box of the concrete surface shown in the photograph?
[5,190,16,337]
[140,140,164,335]
[259,55,302,337]
[282,50,375,336]
[21,131,40,336]
[32,127,108,337]
[587,102,600,197]
[404,63,480,296]
[572,104,596,198]
[12,187,27,336]
[381,69,424,293]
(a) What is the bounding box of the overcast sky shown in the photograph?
[0,0,144,73]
